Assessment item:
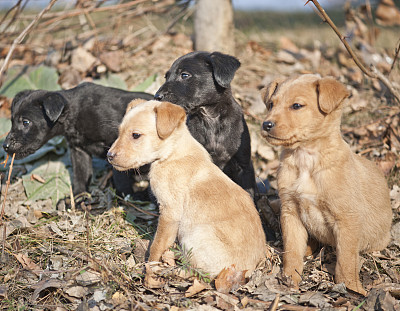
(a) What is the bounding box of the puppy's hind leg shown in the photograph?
[281,204,308,287]
[335,226,366,295]
[70,147,92,196]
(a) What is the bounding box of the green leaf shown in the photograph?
[92,74,127,90]
[131,74,157,92]
[0,66,61,98]
[22,154,71,206]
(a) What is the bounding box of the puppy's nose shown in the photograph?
[263,121,275,132]
[154,92,164,101]
[3,141,10,152]
[107,151,115,162]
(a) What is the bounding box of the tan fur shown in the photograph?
[109,100,266,277]
[261,74,392,295]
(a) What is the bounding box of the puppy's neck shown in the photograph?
[282,132,349,171]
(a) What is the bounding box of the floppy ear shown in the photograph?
[154,101,186,139]
[126,98,147,113]
[315,77,350,114]
[42,93,66,123]
[209,52,241,88]
[260,78,284,105]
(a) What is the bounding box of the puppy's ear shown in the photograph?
[42,93,66,123]
[209,52,241,88]
[126,98,147,113]
[260,78,284,104]
[316,77,350,114]
[154,102,186,139]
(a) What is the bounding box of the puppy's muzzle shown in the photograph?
[154,92,164,101]
[262,121,275,132]
[3,140,11,152]
[107,151,116,162]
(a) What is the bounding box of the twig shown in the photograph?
[1,153,15,258]
[39,0,149,27]
[389,39,400,75]
[117,195,159,217]
[268,293,280,311]
[306,0,400,104]
[0,0,58,88]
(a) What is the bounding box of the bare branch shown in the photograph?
[0,0,59,88]
[308,0,400,104]
[389,39,400,75]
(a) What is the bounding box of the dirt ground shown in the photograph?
[0,1,399,310]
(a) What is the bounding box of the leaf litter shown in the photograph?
[0,0,399,310]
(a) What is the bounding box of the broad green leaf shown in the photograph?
[131,74,157,92]
[0,66,61,98]
[92,74,127,90]
[22,154,71,206]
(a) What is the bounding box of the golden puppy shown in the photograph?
[260,74,392,295]
[108,99,266,277]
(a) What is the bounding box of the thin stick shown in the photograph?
[0,0,58,88]
[1,153,15,258]
[389,39,400,75]
[306,0,400,104]
[117,195,159,217]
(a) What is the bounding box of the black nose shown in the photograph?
[262,121,275,132]
[154,92,164,101]
[107,151,115,162]
[3,141,10,152]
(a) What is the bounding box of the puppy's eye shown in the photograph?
[22,119,30,127]
[181,72,190,79]
[267,102,273,110]
[291,103,303,110]
[132,133,141,139]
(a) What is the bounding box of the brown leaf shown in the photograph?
[30,279,66,302]
[13,253,41,276]
[215,265,247,294]
[161,249,175,266]
[185,279,206,297]
[30,174,45,183]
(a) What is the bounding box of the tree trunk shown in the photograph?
[194,0,235,55]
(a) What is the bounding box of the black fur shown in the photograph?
[155,51,256,197]
[3,82,153,196]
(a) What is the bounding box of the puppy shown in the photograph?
[261,74,392,295]
[108,99,266,277]
[154,51,256,198]
[3,82,153,196]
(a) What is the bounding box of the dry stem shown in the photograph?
[1,153,15,258]
[306,0,400,104]
[0,0,58,88]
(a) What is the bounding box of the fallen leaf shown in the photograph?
[215,265,247,294]
[185,279,206,297]
[30,279,66,302]
[31,173,45,183]
[162,249,175,266]
[13,253,41,276]
[112,291,127,304]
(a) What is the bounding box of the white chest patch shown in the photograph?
[286,148,334,243]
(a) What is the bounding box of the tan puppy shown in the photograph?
[260,74,392,295]
[108,99,266,277]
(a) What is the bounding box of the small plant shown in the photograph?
[171,244,211,283]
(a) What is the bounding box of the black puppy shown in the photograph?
[155,51,256,197]
[3,82,153,196]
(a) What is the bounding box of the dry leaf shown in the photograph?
[215,265,247,294]
[31,279,66,303]
[30,174,45,183]
[13,253,41,276]
[112,291,127,304]
[185,279,206,297]
[161,249,175,266]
